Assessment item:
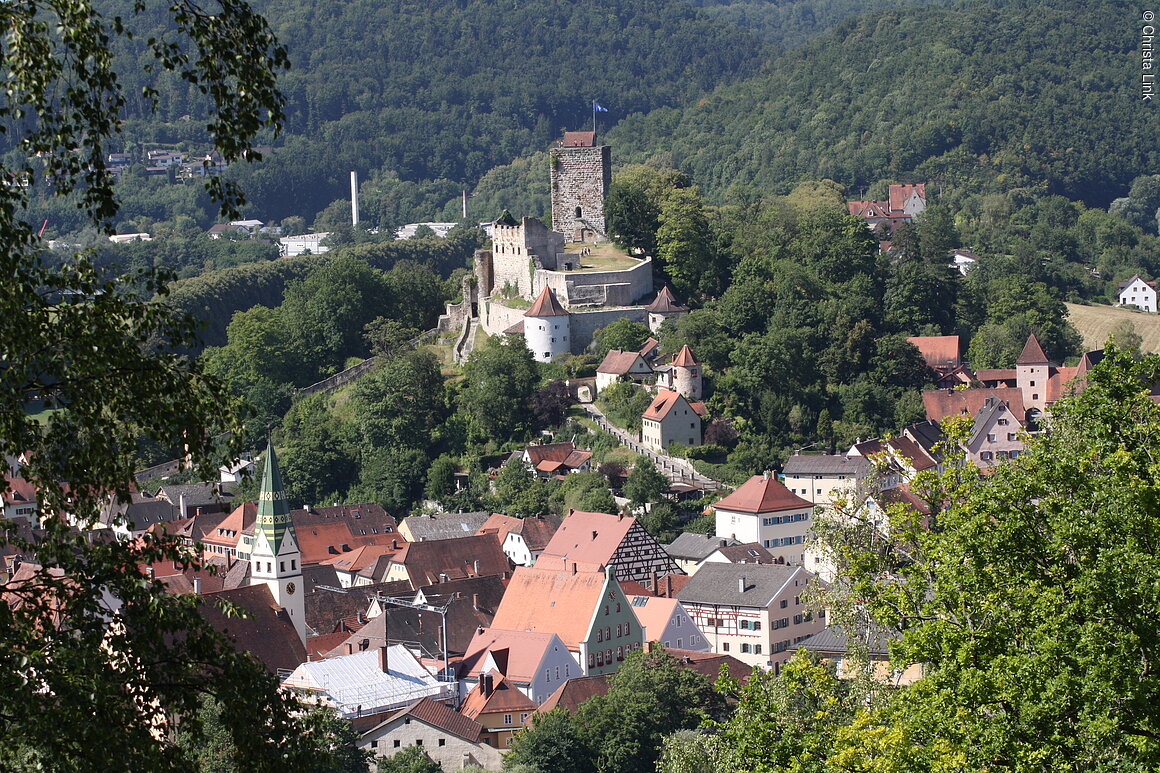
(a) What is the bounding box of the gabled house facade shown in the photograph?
[677,563,823,672]
[458,628,577,705]
[359,697,503,771]
[641,389,706,452]
[1119,274,1158,312]
[489,560,644,676]
[628,595,710,652]
[713,475,814,564]
[539,509,680,583]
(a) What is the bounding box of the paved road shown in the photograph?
[581,402,719,491]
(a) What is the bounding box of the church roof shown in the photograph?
[256,441,293,555]
[524,286,568,318]
[1016,334,1051,365]
[645,286,688,314]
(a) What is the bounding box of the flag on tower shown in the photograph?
[593,101,609,112]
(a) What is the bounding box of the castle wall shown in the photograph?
[477,301,649,355]
[550,145,611,238]
[532,258,654,309]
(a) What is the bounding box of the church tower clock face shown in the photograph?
[286,582,296,595]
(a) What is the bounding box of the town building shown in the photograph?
[713,474,814,564]
[538,509,680,584]
[359,697,503,771]
[664,533,743,575]
[520,441,593,478]
[1119,274,1158,312]
[627,594,710,652]
[677,562,823,671]
[398,512,491,543]
[460,673,538,749]
[641,389,706,452]
[779,454,871,506]
[477,513,561,566]
[490,560,643,675]
[458,628,578,705]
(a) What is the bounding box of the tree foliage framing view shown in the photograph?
[0,2,356,771]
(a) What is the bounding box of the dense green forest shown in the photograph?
[606,0,1149,208]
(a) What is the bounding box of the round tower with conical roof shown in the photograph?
[523,286,570,362]
[645,285,689,333]
[671,345,702,401]
[249,440,305,644]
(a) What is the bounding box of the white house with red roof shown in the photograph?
[713,474,815,564]
[641,389,707,452]
[458,628,578,705]
[1119,275,1157,312]
[520,441,593,478]
[595,349,653,395]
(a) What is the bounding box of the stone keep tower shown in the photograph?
[550,131,611,241]
[249,440,306,645]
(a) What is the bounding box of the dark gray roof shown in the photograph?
[798,624,899,657]
[122,496,179,531]
[155,482,230,508]
[676,562,805,607]
[403,512,490,542]
[665,532,741,561]
[781,454,870,476]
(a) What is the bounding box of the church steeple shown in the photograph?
[256,440,292,555]
[249,440,305,644]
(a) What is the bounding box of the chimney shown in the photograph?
[146,567,155,580]
[346,643,353,655]
[665,575,673,599]
[570,562,577,575]
[649,569,658,594]
[195,507,203,517]
[482,673,494,697]
[738,574,747,593]
[473,559,480,575]
[473,593,480,610]
[179,492,186,518]
[351,171,360,226]
[391,539,399,549]
[378,644,389,673]
[192,576,202,594]
[591,530,598,540]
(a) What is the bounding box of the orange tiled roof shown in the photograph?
[597,349,646,375]
[905,335,960,368]
[888,183,926,212]
[461,674,537,718]
[713,475,811,514]
[490,563,609,648]
[525,286,568,317]
[539,510,635,569]
[642,389,694,421]
[459,628,560,682]
[645,286,688,314]
[922,388,1027,424]
[1016,334,1051,365]
[671,345,699,367]
[560,131,596,148]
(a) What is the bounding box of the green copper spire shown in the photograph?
[256,440,292,555]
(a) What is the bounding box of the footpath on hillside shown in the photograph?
[580,402,720,492]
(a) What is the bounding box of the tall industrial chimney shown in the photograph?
[350,171,360,226]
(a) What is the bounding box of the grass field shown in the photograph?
[563,241,640,271]
[1066,302,1160,354]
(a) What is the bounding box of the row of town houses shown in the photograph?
[1,328,1125,769]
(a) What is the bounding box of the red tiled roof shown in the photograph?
[974,368,1016,384]
[305,631,351,660]
[384,697,485,743]
[460,674,537,719]
[490,563,609,649]
[297,521,402,566]
[525,286,568,317]
[536,674,611,715]
[922,388,1027,424]
[526,442,580,466]
[642,389,693,421]
[560,131,595,148]
[540,510,635,569]
[1016,334,1051,365]
[503,320,525,335]
[905,335,960,368]
[478,513,561,552]
[459,628,560,682]
[1047,366,1078,403]
[199,585,307,674]
[671,345,699,367]
[321,544,401,573]
[390,533,510,588]
[645,286,688,314]
[666,648,752,685]
[713,475,811,514]
[597,349,646,375]
[888,183,926,212]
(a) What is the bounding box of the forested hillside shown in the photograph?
[607,0,1150,207]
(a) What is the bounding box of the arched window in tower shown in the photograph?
[575,206,582,218]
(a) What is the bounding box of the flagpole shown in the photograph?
[592,100,596,134]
